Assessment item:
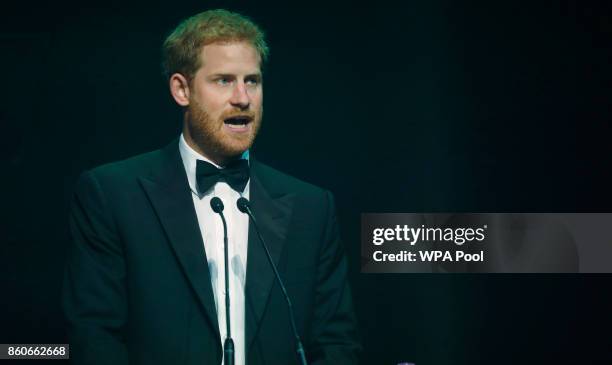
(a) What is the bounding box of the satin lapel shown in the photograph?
[138,141,220,342]
[245,163,295,353]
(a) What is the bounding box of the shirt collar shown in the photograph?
[178,133,250,196]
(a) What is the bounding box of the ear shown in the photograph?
[169,73,191,106]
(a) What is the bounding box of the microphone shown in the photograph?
[236,197,308,365]
[210,197,234,365]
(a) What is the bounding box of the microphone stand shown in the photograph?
[236,197,308,365]
[210,197,234,365]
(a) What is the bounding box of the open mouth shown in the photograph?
[223,116,253,132]
[224,116,252,125]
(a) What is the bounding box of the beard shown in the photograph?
[185,98,262,164]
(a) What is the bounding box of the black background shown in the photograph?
[2,0,611,364]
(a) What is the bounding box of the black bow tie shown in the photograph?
[195,159,249,194]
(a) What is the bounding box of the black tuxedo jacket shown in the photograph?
[62,139,360,365]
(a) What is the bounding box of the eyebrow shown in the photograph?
[209,73,262,79]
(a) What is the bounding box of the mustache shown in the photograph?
[220,111,257,121]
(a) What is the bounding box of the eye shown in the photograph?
[216,77,232,85]
[245,77,261,86]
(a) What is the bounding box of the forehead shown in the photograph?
[198,41,261,74]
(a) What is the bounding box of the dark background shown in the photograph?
[2,0,611,364]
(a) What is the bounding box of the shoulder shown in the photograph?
[251,159,331,199]
[75,141,175,195]
[88,149,164,181]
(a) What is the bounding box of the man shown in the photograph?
[62,9,360,365]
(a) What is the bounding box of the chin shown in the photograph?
[221,143,252,157]
[217,137,254,157]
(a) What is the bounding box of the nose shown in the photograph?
[229,81,250,109]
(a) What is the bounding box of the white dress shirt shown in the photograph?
[178,134,249,365]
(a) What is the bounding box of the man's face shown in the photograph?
[185,41,263,164]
